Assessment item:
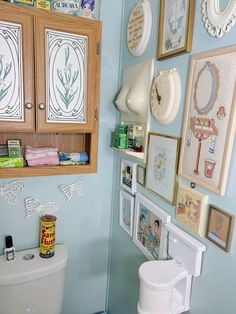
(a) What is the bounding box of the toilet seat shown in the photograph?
[139,260,188,291]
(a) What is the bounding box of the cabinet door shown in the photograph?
[35,13,101,133]
[0,2,35,132]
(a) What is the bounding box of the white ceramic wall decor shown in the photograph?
[58,177,84,201]
[25,197,59,218]
[0,180,24,205]
[202,0,236,38]
[115,59,154,162]
[150,69,181,124]
[127,0,152,57]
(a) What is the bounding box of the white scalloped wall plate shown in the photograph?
[202,0,236,38]
[150,69,181,125]
[127,0,152,57]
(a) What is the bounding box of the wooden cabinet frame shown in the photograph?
[0,2,101,178]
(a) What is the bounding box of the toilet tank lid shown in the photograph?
[0,244,68,286]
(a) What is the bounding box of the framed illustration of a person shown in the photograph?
[81,0,96,19]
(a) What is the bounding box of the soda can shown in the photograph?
[40,215,56,258]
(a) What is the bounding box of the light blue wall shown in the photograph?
[108,1,236,313]
[0,1,122,314]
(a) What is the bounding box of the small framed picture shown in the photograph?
[146,133,180,205]
[206,206,234,252]
[176,184,208,236]
[137,165,146,186]
[133,193,171,260]
[157,0,195,59]
[119,189,135,237]
[120,159,137,195]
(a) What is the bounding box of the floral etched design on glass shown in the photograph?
[56,46,79,109]
[0,55,12,103]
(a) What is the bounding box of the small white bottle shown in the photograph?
[4,235,15,262]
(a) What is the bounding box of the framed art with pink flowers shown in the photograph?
[178,45,236,195]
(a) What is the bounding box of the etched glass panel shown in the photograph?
[46,29,88,123]
[0,22,24,121]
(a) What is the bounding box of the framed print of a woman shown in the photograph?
[157,0,195,59]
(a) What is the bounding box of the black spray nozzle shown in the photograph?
[5,235,13,249]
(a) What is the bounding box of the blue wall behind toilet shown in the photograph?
[0,1,122,314]
[108,1,236,314]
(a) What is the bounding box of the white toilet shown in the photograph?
[138,223,206,314]
[0,244,68,314]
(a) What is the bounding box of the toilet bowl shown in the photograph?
[0,244,68,314]
[138,223,206,314]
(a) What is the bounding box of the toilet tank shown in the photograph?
[0,244,68,314]
[165,223,206,277]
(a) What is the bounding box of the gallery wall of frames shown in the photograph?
[116,0,236,256]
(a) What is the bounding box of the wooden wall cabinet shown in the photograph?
[0,2,101,178]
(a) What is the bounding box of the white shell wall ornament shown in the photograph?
[150,69,181,125]
[0,180,24,205]
[202,0,236,38]
[24,197,59,218]
[58,177,84,201]
[127,0,152,57]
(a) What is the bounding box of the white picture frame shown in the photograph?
[120,159,137,195]
[146,133,180,205]
[119,189,135,237]
[133,193,171,260]
[202,0,236,38]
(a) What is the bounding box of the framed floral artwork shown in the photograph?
[178,45,236,195]
[176,184,208,236]
[119,189,135,237]
[146,133,180,205]
[120,159,137,195]
[137,165,146,186]
[206,206,234,252]
[157,0,195,59]
[133,193,171,260]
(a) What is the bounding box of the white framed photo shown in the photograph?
[133,193,171,260]
[119,189,135,237]
[120,159,137,195]
[146,133,180,205]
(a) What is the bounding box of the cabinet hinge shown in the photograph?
[95,108,99,121]
[96,42,101,58]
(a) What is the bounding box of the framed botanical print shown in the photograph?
[133,193,171,260]
[179,45,236,195]
[176,184,208,236]
[206,205,234,252]
[119,189,135,237]
[120,159,137,195]
[146,133,180,205]
[157,0,195,59]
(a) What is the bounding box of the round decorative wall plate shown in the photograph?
[150,69,181,125]
[127,0,152,57]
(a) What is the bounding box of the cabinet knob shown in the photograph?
[38,103,46,110]
[25,102,33,110]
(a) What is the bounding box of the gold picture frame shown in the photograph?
[145,132,180,205]
[206,206,234,252]
[157,0,195,60]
